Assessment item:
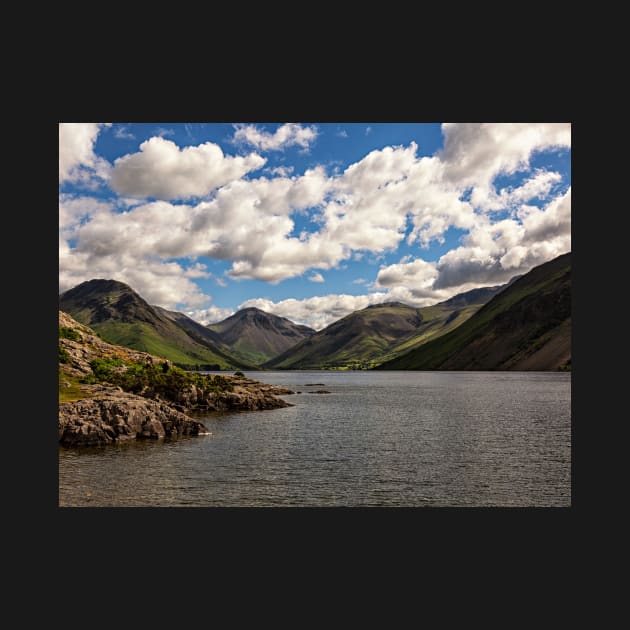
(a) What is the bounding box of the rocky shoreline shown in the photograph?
[59,385,210,447]
[59,311,294,448]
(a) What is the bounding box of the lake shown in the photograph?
[58,371,571,507]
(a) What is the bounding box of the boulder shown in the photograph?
[59,389,209,448]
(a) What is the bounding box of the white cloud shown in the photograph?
[440,122,571,188]
[336,129,348,138]
[113,125,135,140]
[471,170,563,212]
[266,165,294,177]
[433,188,571,289]
[110,137,266,200]
[154,127,175,137]
[60,123,570,318]
[59,123,111,184]
[375,258,438,292]
[69,135,569,292]
[365,126,372,135]
[352,277,367,285]
[308,272,324,283]
[521,187,571,245]
[186,305,234,325]
[59,194,113,232]
[239,292,391,330]
[232,123,318,151]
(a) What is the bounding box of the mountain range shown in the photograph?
[264,284,505,370]
[59,279,250,370]
[59,252,571,371]
[378,252,571,370]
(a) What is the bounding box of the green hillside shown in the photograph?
[265,284,503,370]
[59,279,250,370]
[378,252,571,371]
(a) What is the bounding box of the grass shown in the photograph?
[59,372,90,403]
[92,321,235,369]
[268,301,487,370]
[379,254,571,370]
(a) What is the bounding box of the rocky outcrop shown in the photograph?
[160,378,294,413]
[59,385,210,447]
[59,310,169,378]
[59,312,295,447]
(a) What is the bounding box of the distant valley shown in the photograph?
[378,252,571,371]
[59,253,571,371]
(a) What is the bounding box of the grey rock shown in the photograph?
[59,390,209,447]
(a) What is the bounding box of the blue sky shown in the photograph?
[59,122,571,329]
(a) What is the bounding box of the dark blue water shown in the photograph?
[58,371,571,507]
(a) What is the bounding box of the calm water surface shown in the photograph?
[58,371,571,507]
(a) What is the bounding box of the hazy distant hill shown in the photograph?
[59,279,249,369]
[378,253,571,371]
[207,307,315,365]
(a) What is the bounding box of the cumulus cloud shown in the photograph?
[110,137,266,199]
[433,188,571,289]
[186,305,235,325]
[440,122,571,188]
[375,258,438,291]
[521,187,571,245]
[59,194,113,232]
[470,169,563,212]
[232,123,318,151]
[60,122,571,317]
[59,123,111,184]
[66,136,570,293]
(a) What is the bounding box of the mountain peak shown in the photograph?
[208,307,315,365]
[59,278,248,369]
[67,278,136,294]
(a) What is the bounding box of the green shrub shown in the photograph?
[82,357,234,407]
[234,370,245,377]
[59,345,71,364]
[59,326,81,342]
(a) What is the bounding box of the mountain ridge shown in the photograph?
[59,279,250,369]
[264,284,506,370]
[377,252,571,370]
[207,307,316,365]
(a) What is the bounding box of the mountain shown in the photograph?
[378,252,571,370]
[207,307,316,365]
[59,279,250,370]
[264,285,505,370]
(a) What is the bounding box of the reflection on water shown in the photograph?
[59,371,570,507]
